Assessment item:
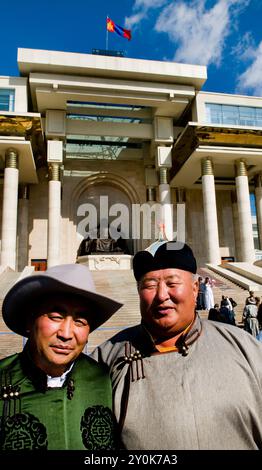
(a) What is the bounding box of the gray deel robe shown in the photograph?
[91,315,262,450]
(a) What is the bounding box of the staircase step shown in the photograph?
[0,271,22,299]
[225,262,262,286]
[197,266,249,324]
[206,264,262,291]
[86,270,140,353]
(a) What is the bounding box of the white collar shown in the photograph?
[47,362,74,388]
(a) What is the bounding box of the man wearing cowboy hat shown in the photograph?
[0,263,122,450]
[92,241,262,450]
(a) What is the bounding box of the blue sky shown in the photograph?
[1,0,262,96]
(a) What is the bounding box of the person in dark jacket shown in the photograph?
[0,264,122,450]
[208,303,220,321]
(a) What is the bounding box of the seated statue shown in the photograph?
[77,237,93,257]
[77,228,130,256]
[94,238,122,253]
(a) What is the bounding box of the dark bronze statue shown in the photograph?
[77,227,129,256]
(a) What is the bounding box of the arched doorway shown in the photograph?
[71,173,140,256]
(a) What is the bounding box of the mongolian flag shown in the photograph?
[106,17,131,41]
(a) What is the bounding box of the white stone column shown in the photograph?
[255,173,262,250]
[159,167,173,240]
[201,158,220,264]
[235,160,255,262]
[231,190,241,261]
[0,148,19,270]
[48,163,61,268]
[144,166,158,245]
[146,187,157,244]
[18,184,30,271]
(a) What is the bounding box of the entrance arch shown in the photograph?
[70,173,141,255]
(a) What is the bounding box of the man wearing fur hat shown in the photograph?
[92,241,262,450]
[0,264,122,450]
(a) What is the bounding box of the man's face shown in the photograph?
[138,268,198,339]
[27,294,91,377]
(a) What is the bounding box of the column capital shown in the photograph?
[154,118,173,144]
[156,146,172,169]
[5,148,19,169]
[201,158,213,176]
[48,163,61,181]
[235,160,247,177]
[159,167,169,184]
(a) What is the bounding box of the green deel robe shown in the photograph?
[0,347,118,450]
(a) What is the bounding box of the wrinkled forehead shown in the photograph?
[140,268,192,282]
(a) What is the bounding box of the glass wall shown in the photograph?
[0,89,15,111]
[206,103,262,127]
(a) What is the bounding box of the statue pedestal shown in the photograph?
[77,254,132,271]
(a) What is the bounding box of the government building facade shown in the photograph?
[1,48,262,272]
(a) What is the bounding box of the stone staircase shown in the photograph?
[0,267,251,359]
[197,267,249,324]
[86,270,140,353]
[206,263,262,292]
[0,270,22,298]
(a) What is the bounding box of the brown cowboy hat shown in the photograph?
[2,263,122,336]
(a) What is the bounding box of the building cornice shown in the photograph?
[0,112,46,168]
[17,48,207,89]
[171,122,262,180]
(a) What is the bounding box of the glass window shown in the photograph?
[0,89,15,111]
[67,100,145,111]
[67,114,142,124]
[255,108,262,127]
[239,106,256,126]
[255,108,262,117]
[65,134,142,160]
[66,100,152,124]
[205,103,222,124]
[222,105,239,125]
[205,102,262,127]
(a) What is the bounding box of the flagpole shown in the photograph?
[106,15,109,50]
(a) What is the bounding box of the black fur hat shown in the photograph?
[133,241,197,281]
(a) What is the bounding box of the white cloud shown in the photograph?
[125,12,146,29]
[155,0,250,66]
[237,41,262,96]
[133,0,167,8]
[125,0,167,29]
[125,0,251,71]
[230,32,256,61]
